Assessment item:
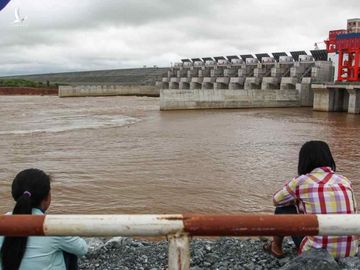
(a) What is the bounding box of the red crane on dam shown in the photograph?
[325,18,360,82]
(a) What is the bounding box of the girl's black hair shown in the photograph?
[1,168,50,270]
[298,141,336,176]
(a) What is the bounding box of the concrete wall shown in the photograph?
[160,89,299,110]
[312,84,360,114]
[297,78,314,106]
[59,85,160,97]
[313,86,336,112]
[348,89,360,114]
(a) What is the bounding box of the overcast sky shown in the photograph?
[0,0,359,76]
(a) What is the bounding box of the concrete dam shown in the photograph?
[159,51,334,110]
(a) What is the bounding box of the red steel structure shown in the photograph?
[325,29,360,82]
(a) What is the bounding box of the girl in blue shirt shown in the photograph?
[0,168,88,270]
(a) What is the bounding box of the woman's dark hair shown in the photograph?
[1,168,50,270]
[298,141,336,175]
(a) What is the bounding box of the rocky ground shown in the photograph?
[79,237,360,270]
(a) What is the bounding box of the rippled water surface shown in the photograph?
[0,96,359,214]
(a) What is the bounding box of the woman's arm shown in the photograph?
[273,177,298,207]
[58,236,88,257]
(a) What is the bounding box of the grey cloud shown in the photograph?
[86,0,217,26]
[19,0,218,31]
[0,0,360,76]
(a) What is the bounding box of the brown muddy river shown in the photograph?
[0,96,359,214]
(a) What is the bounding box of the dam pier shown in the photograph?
[160,53,333,110]
[312,84,360,114]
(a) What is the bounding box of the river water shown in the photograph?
[0,96,359,214]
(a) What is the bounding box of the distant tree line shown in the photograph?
[0,79,60,88]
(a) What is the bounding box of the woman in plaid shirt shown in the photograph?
[265,141,358,258]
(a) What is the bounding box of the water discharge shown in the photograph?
[0,96,359,215]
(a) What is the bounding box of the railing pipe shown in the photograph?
[2,214,360,236]
[2,214,360,270]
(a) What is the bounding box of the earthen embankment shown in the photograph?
[0,87,58,95]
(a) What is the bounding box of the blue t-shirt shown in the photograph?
[0,208,88,270]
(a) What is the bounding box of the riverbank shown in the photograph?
[0,87,58,95]
[79,237,360,269]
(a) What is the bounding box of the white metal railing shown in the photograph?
[1,214,360,269]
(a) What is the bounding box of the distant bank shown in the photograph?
[0,78,58,95]
[0,67,167,97]
[0,67,168,86]
[0,87,58,95]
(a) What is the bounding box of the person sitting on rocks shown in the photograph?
[0,168,88,270]
[264,140,358,258]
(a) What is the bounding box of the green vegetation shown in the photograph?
[335,81,360,85]
[0,79,59,88]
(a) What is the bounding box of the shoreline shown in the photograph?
[79,237,360,269]
[80,237,296,270]
[0,87,58,95]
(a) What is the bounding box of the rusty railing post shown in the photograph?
[168,233,190,270]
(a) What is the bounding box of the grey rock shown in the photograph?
[338,256,360,270]
[85,237,105,251]
[243,262,256,270]
[80,237,359,270]
[279,257,291,266]
[203,261,211,267]
[279,248,340,270]
[205,253,219,264]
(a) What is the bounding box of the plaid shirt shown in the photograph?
[273,167,358,258]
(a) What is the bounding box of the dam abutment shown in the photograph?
[312,84,360,113]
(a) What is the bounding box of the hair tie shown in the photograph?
[23,191,31,197]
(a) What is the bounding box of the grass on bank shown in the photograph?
[0,79,60,88]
